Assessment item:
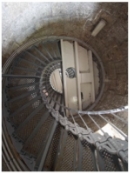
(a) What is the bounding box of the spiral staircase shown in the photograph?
[2,36,128,171]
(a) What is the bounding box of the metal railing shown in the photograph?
[2,36,128,171]
[40,72,128,163]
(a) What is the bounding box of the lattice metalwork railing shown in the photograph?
[2,36,128,171]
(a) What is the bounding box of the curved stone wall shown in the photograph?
[2,2,128,109]
[2,3,128,170]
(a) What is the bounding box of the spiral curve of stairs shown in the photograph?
[2,36,128,171]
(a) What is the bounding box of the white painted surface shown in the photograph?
[74,41,82,110]
[93,62,100,96]
[78,45,89,72]
[61,40,78,110]
[50,69,63,93]
[61,40,98,110]
[80,73,93,83]
[81,83,92,109]
[91,19,106,37]
[88,50,95,102]
[96,123,125,140]
[78,45,95,108]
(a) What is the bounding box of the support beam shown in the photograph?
[77,138,82,171]
[61,40,78,110]
[35,120,58,171]
[54,129,68,171]
[88,50,95,103]
[74,42,82,110]
[61,40,96,110]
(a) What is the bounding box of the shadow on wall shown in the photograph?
[2,2,101,59]
[2,2,128,60]
[2,2,128,110]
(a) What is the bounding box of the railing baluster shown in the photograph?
[88,114,104,135]
[98,114,127,139]
[112,113,127,124]
[35,120,58,171]
[78,113,90,131]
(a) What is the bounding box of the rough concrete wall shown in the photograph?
[2,2,128,110]
[2,2,100,58]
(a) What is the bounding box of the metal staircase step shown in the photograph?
[34,120,58,171]
[22,110,49,146]
[8,88,39,103]
[81,140,97,171]
[2,37,128,171]
[7,81,39,90]
[96,149,122,171]
[25,49,46,67]
[10,95,41,117]
[38,42,53,63]
[54,128,68,171]
[56,131,76,171]
[15,103,45,133]
[15,106,46,142]
[47,41,61,60]
[43,124,61,171]
[22,115,54,158]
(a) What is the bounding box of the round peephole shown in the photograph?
[66,67,76,78]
